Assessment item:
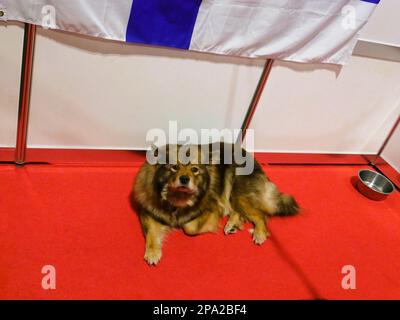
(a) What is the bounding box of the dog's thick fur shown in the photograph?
[133,143,299,265]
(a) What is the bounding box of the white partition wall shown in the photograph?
[249,57,400,154]
[27,27,400,156]
[359,0,400,46]
[27,28,263,149]
[0,22,24,148]
[13,0,399,162]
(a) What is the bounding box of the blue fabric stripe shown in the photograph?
[360,0,380,4]
[126,0,202,49]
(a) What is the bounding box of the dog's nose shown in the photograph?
[179,175,190,185]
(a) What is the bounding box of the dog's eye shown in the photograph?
[171,164,179,172]
[191,167,199,174]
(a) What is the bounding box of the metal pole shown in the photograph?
[15,23,36,165]
[374,115,400,163]
[239,59,274,143]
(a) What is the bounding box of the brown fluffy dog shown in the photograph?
[133,143,299,265]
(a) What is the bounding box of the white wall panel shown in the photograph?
[28,28,263,149]
[249,57,400,154]
[28,28,400,155]
[0,22,23,147]
[360,0,400,47]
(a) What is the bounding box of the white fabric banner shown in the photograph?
[0,0,379,65]
[190,0,378,64]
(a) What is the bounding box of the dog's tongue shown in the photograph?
[169,186,194,195]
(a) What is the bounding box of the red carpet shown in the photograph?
[0,162,399,299]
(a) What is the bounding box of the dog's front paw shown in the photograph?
[224,221,239,235]
[252,230,270,245]
[144,248,162,266]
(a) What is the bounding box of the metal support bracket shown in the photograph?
[15,23,36,165]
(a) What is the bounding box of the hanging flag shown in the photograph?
[0,0,380,65]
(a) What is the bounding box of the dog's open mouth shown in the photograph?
[167,186,196,208]
[168,186,195,195]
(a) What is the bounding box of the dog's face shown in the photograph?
[154,162,210,209]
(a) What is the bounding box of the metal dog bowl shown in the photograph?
[357,169,395,201]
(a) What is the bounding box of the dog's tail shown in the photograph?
[272,193,300,216]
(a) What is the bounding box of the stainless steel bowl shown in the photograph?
[357,169,395,201]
